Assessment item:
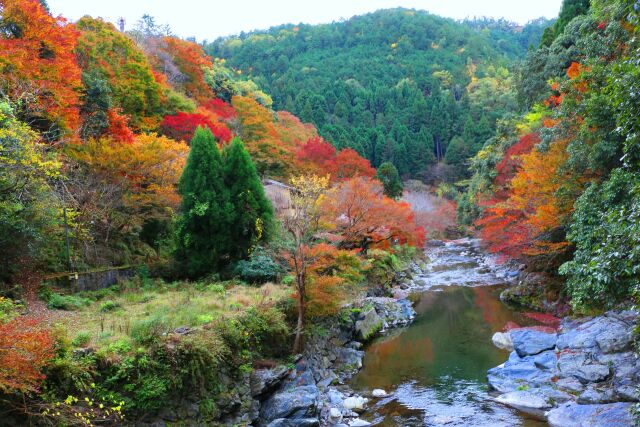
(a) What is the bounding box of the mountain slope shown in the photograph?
[206,9,550,179]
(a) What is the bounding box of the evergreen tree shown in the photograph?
[175,127,232,278]
[377,162,404,199]
[223,138,275,262]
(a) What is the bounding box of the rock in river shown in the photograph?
[492,331,514,351]
[511,329,557,357]
[355,308,383,341]
[546,402,634,427]
[495,390,552,418]
[259,384,319,423]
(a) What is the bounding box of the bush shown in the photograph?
[233,249,284,284]
[560,169,640,311]
[130,315,170,345]
[0,297,20,323]
[47,293,92,310]
[71,332,91,347]
[99,300,120,312]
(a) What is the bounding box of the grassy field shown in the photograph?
[48,279,290,350]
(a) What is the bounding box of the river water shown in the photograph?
[349,239,547,426]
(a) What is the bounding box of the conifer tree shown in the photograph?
[223,138,275,262]
[377,162,404,199]
[175,126,232,278]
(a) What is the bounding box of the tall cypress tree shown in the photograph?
[377,162,404,199]
[175,126,232,278]
[223,138,275,262]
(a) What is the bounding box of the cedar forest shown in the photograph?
[0,0,639,425]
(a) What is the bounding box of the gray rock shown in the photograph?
[557,316,631,352]
[573,364,611,384]
[371,388,387,398]
[260,385,319,423]
[329,407,342,421]
[511,330,557,357]
[251,366,290,398]
[596,321,633,353]
[355,308,383,341]
[578,386,616,404]
[615,385,639,402]
[547,402,634,427]
[487,351,557,393]
[492,331,514,351]
[266,418,319,427]
[556,377,585,393]
[495,390,552,418]
[349,419,372,427]
[343,396,367,411]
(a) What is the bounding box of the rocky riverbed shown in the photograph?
[488,310,639,426]
[255,295,417,427]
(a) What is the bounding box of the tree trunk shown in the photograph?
[293,288,305,353]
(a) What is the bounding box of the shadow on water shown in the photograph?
[350,285,548,426]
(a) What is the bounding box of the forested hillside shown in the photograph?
[206,10,550,179]
[459,0,640,313]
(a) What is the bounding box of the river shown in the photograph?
[349,239,548,426]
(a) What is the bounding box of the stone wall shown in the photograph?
[45,266,136,292]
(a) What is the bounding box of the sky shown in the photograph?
[48,0,562,42]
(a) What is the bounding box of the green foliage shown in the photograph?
[175,127,233,277]
[540,0,591,46]
[0,297,21,323]
[0,102,64,282]
[130,315,170,345]
[207,9,547,177]
[223,138,275,262]
[233,248,284,284]
[47,293,92,311]
[560,169,640,311]
[71,332,91,347]
[99,300,120,312]
[175,131,274,278]
[377,162,403,199]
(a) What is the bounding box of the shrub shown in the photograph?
[234,250,284,284]
[47,293,92,310]
[99,300,120,312]
[130,315,170,345]
[0,317,55,393]
[0,297,20,323]
[71,332,91,347]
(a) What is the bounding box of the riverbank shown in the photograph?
[488,309,638,426]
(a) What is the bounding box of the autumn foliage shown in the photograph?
[160,112,232,143]
[0,317,55,393]
[0,0,82,132]
[322,177,425,251]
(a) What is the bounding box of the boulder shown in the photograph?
[595,319,633,353]
[556,316,630,352]
[266,418,319,427]
[251,366,290,398]
[343,396,368,412]
[355,308,383,341]
[511,330,557,357]
[577,386,616,404]
[487,351,557,393]
[491,331,514,351]
[349,419,372,427]
[572,364,611,384]
[495,390,552,418]
[547,402,634,427]
[260,385,319,423]
[371,389,387,398]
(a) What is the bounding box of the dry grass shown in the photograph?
[59,281,290,348]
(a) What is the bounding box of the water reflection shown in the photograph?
[351,285,546,426]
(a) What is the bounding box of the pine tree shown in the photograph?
[377,162,404,199]
[175,126,232,278]
[223,138,275,262]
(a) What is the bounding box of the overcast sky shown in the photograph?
[48,0,562,42]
